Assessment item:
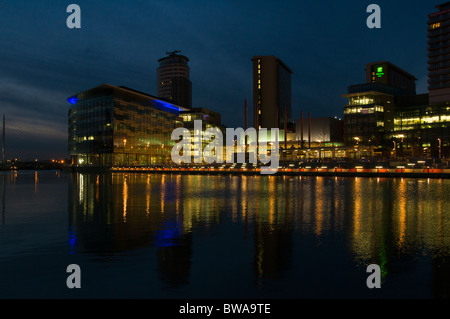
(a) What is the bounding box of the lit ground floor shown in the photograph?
[71,144,446,168]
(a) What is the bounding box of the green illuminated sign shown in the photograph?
[376,66,384,78]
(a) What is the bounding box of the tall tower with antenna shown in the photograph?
[157,50,192,108]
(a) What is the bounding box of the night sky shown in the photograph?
[0,0,435,160]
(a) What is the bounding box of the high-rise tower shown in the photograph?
[252,55,292,130]
[428,2,450,104]
[157,51,192,109]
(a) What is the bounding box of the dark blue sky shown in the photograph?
[0,0,436,160]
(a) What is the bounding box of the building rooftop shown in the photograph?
[67,83,190,111]
[366,61,417,81]
[158,52,190,63]
[180,107,220,115]
[436,1,450,10]
[252,55,293,74]
[344,83,414,97]
[429,2,450,18]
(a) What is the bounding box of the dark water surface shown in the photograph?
[0,170,449,299]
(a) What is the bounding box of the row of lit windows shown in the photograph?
[344,106,384,114]
[179,114,204,122]
[395,115,450,125]
[71,136,102,143]
[348,97,374,105]
[257,60,262,112]
[431,22,441,29]
[423,115,450,123]
[394,118,421,125]
[394,125,449,131]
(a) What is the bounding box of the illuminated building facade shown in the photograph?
[342,85,396,150]
[344,56,450,159]
[412,1,450,159]
[252,55,292,130]
[177,107,226,163]
[157,51,192,109]
[179,107,222,128]
[68,84,187,167]
[343,62,417,156]
[394,96,450,158]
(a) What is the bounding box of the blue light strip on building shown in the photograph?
[153,99,180,115]
[68,97,79,105]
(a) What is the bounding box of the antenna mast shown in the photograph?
[165,50,181,56]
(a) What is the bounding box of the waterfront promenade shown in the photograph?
[2,159,450,179]
[109,163,450,179]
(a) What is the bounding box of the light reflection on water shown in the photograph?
[0,171,449,298]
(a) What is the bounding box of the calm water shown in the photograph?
[0,170,449,299]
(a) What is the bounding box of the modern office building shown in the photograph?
[68,83,188,167]
[428,2,450,104]
[342,62,418,156]
[344,53,450,160]
[343,84,395,148]
[394,94,450,158]
[157,51,192,109]
[252,55,292,130]
[366,61,417,93]
[177,107,226,163]
[385,3,450,160]
[384,2,450,159]
[179,107,222,128]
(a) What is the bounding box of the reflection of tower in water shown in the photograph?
[68,173,194,287]
[349,177,450,295]
[156,170,192,287]
[431,255,450,298]
[156,227,193,286]
[253,176,293,279]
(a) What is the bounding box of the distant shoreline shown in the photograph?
[2,166,450,179]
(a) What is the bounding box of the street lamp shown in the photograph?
[393,140,397,160]
[438,138,442,159]
[353,137,360,160]
[398,134,404,160]
[317,140,322,160]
